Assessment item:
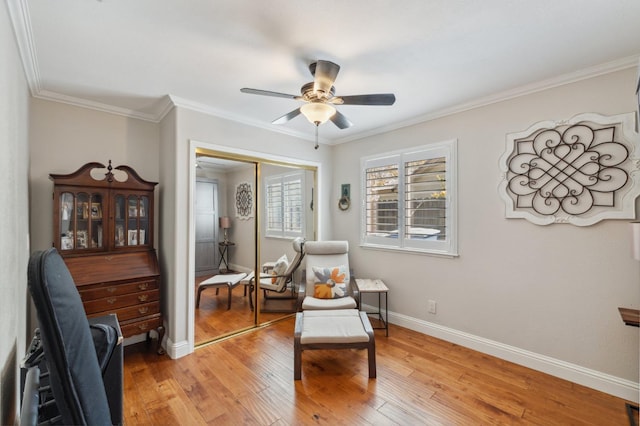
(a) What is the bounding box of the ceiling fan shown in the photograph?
[240,60,395,148]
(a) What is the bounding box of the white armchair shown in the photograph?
[297,240,358,310]
[247,237,305,312]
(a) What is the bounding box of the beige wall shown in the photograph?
[0,3,31,422]
[28,99,160,253]
[16,64,639,402]
[163,106,331,356]
[28,99,161,350]
[226,165,256,272]
[331,67,640,396]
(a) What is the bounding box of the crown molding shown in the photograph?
[8,0,638,143]
[7,0,40,95]
[332,54,640,145]
[168,95,325,144]
[33,90,163,122]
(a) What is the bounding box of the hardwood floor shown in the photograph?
[124,317,636,425]
[195,275,297,345]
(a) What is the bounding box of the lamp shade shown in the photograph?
[300,102,336,125]
[219,216,231,229]
[632,222,640,261]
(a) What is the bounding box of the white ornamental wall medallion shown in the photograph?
[498,112,640,226]
[235,182,254,220]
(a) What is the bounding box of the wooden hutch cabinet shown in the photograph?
[50,161,164,354]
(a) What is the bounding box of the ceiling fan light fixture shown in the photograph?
[300,102,336,125]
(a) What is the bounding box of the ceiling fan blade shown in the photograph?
[331,94,396,106]
[312,60,340,96]
[240,88,299,100]
[272,108,301,125]
[330,110,353,129]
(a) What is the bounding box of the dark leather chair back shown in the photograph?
[27,248,112,425]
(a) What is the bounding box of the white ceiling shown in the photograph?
[9,0,640,145]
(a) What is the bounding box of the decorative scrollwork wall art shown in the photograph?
[235,182,254,220]
[499,112,640,226]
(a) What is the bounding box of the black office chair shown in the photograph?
[24,248,120,425]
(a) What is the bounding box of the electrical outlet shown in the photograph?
[428,299,437,314]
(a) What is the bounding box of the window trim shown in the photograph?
[360,139,458,257]
[264,170,305,239]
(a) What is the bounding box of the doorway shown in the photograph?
[191,146,318,347]
[194,156,257,344]
[194,178,219,277]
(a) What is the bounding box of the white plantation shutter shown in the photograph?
[265,171,305,238]
[266,180,283,234]
[364,155,400,247]
[283,175,303,235]
[405,156,447,241]
[361,140,458,256]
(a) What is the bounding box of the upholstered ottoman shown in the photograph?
[294,309,376,380]
[196,272,247,310]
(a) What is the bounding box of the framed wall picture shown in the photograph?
[235,182,254,220]
[499,112,640,226]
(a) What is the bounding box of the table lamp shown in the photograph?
[220,216,231,244]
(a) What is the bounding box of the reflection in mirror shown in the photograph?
[194,155,256,345]
[256,164,315,314]
[193,153,316,347]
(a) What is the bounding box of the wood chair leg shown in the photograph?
[294,338,302,380]
[249,284,254,311]
[360,311,376,378]
[367,340,376,378]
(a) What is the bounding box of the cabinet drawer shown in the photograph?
[120,315,163,338]
[83,290,160,315]
[112,301,160,322]
[79,280,158,301]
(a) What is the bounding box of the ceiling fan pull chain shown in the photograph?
[314,123,319,150]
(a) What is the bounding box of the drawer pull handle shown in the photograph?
[138,323,149,331]
[138,295,149,302]
[107,287,117,293]
[138,307,149,314]
[107,298,117,304]
[138,283,149,290]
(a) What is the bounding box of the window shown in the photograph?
[265,171,305,238]
[361,140,458,256]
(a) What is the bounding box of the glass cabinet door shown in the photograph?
[124,195,149,246]
[114,195,126,247]
[88,193,104,249]
[59,191,104,252]
[139,196,149,245]
[59,192,75,250]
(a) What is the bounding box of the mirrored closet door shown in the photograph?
[193,150,316,346]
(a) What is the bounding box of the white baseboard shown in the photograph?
[362,303,639,403]
[165,338,191,359]
[122,329,191,359]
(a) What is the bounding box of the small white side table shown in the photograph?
[355,278,389,336]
